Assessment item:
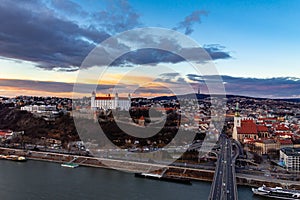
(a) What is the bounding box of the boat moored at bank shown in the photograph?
[135,172,192,185]
[0,154,27,162]
[61,163,79,168]
[252,185,300,199]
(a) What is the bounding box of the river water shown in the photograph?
[0,160,264,200]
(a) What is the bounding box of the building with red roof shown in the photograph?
[138,116,145,126]
[0,130,14,141]
[275,124,290,132]
[236,119,259,142]
[275,131,293,139]
[234,119,272,142]
[257,124,269,138]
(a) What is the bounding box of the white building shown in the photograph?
[21,105,57,113]
[280,147,300,171]
[91,91,131,111]
[21,105,59,120]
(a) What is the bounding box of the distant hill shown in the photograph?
[273,98,300,103]
[151,93,263,101]
[151,93,300,103]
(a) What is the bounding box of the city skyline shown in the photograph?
[0,0,299,98]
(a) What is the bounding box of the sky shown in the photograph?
[0,0,299,98]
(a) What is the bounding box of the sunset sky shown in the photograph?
[0,0,300,98]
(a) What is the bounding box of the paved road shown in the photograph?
[209,135,238,200]
[0,147,215,173]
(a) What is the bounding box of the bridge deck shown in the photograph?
[209,136,238,200]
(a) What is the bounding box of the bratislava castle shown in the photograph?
[91,91,131,111]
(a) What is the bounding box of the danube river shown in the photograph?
[0,160,263,200]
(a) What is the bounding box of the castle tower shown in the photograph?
[91,91,96,108]
[127,93,131,110]
[232,102,241,140]
[115,92,119,108]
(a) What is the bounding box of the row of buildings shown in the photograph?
[227,98,300,171]
[280,147,300,171]
[0,130,23,142]
[231,102,300,154]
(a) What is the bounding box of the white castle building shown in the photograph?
[91,91,131,111]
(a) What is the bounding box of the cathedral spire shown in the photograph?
[233,101,241,141]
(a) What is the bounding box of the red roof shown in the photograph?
[0,130,13,137]
[291,124,299,129]
[275,131,293,136]
[275,124,290,131]
[238,120,258,134]
[95,97,113,100]
[0,132,7,136]
[278,139,293,145]
[257,125,268,132]
[95,96,128,100]
[139,116,145,120]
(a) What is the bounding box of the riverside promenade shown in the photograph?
[1,147,300,189]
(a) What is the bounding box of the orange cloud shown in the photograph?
[0,86,74,97]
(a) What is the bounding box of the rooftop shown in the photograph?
[238,119,257,134]
[255,139,277,144]
[281,147,300,157]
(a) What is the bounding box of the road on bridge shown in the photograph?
[209,135,238,200]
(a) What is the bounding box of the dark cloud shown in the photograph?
[0,1,230,72]
[110,48,183,66]
[174,10,208,35]
[0,0,110,71]
[92,0,141,33]
[0,0,141,71]
[186,75,300,98]
[110,45,230,67]
[159,73,180,78]
[2,76,299,98]
[203,44,232,60]
[0,79,115,94]
[133,86,173,95]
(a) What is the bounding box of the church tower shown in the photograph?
[232,102,241,140]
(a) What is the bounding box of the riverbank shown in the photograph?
[1,147,300,189]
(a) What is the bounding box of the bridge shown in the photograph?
[209,135,239,200]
